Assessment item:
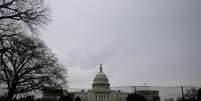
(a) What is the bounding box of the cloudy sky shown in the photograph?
[41,0,201,88]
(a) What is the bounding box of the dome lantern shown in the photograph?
[100,64,103,72]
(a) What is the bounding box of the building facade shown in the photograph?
[73,64,128,101]
[42,64,160,101]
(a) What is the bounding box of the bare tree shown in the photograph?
[0,1,65,101]
[0,0,49,33]
[0,26,67,101]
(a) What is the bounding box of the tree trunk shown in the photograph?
[7,84,16,101]
[6,90,14,101]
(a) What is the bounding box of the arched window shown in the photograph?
[75,97,82,101]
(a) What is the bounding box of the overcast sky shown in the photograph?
[41,0,201,88]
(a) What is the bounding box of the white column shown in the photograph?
[96,93,98,101]
[105,93,107,101]
[98,94,99,101]
[101,93,103,101]
[104,93,106,101]
[103,93,104,101]
[98,93,99,101]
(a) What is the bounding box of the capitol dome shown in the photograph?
[92,64,110,91]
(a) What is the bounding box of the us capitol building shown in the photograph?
[42,64,160,101]
[73,64,128,101]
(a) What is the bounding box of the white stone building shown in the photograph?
[42,64,160,101]
[73,64,128,101]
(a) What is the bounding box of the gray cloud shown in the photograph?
[41,0,201,88]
